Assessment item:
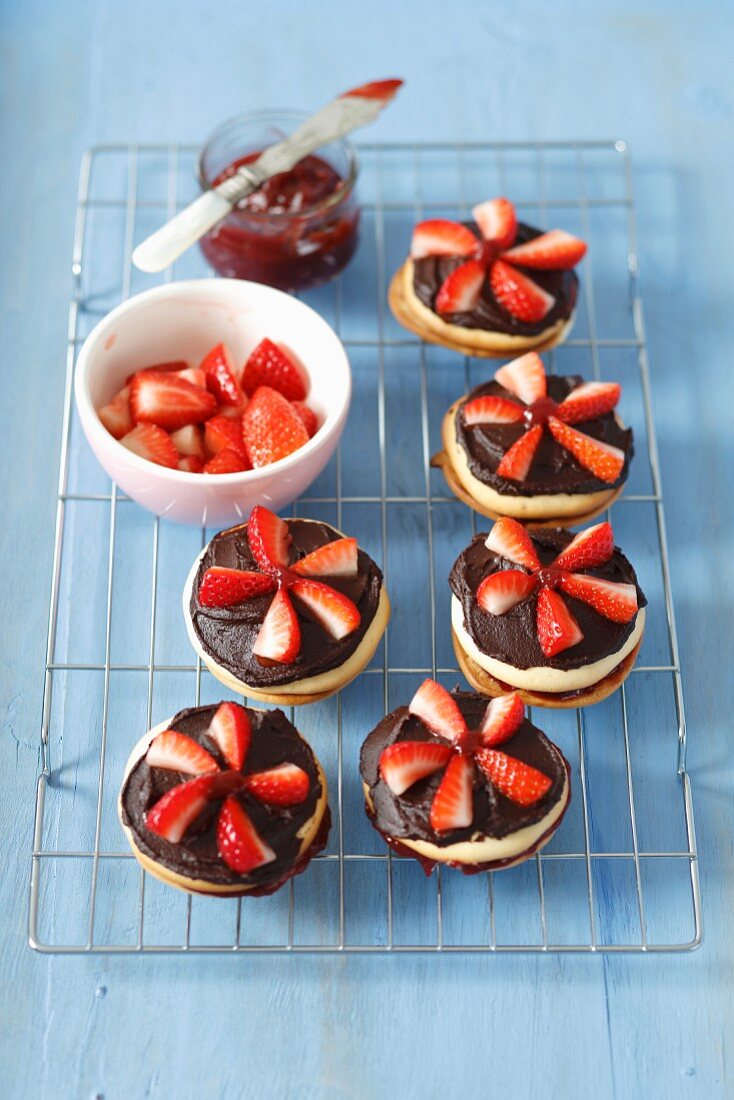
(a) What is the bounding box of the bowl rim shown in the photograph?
[74,278,352,484]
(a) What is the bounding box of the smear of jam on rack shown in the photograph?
[199,152,359,291]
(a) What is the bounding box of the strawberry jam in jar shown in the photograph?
[198,111,360,292]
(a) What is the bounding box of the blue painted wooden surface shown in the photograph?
[2,1,732,1096]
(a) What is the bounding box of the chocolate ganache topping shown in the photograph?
[412,222,579,335]
[121,704,327,889]
[450,527,646,672]
[189,520,383,687]
[456,374,633,497]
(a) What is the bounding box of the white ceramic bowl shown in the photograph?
[74,279,351,525]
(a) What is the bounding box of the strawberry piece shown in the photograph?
[379,740,453,796]
[408,679,467,743]
[558,572,638,623]
[247,505,292,574]
[242,386,309,468]
[199,343,243,406]
[496,424,543,481]
[216,795,276,873]
[124,360,190,386]
[292,537,358,578]
[208,701,252,772]
[503,229,587,270]
[120,423,178,469]
[494,352,547,405]
[198,567,277,608]
[217,400,248,420]
[203,448,249,475]
[475,749,552,806]
[289,578,360,640]
[253,588,301,663]
[176,367,207,389]
[410,219,478,260]
[478,693,525,747]
[462,394,524,426]
[129,370,217,430]
[472,197,517,250]
[145,774,216,842]
[490,260,555,323]
[547,416,625,483]
[145,730,219,775]
[243,763,310,806]
[429,753,474,832]
[435,258,485,316]
[204,414,247,458]
[242,339,308,401]
[177,455,204,473]
[552,522,615,571]
[291,401,319,437]
[98,384,133,439]
[536,587,584,658]
[477,569,537,615]
[343,78,403,101]
[170,424,205,458]
[485,516,540,571]
[555,381,621,424]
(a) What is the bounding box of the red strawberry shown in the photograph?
[129,370,217,430]
[410,219,478,260]
[242,386,310,468]
[379,740,453,795]
[203,448,249,475]
[176,367,207,389]
[216,795,275,873]
[558,572,638,623]
[289,578,360,640]
[429,753,474,832]
[547,417,625,484]
[98,384,133,439]
[204,414,247,458]
[247,505,292,574]
[496,424,543,481]
[485,516,540,571]
[292,537,358,578]
[490,260,555,323]
[177,455,204,473]
[462,394,523,426]
[208,701,252,771]
[477,569,537,615]
[252,588,301,663]
[552,522,615,571]
[170,424,205,458]
[343,78,403,101]
[472,197,517,250]
[199,343,243,406]
[120,423,178,469]
[145,731,219,775]
[478,692,525,747]
[242,339,308,401]
[536,587,584,658]
[556,381,621,424]
[198,567,277,608]
[435,258,485,316]
[292,401,319,437]
[408,679,467,743]
[494,352,547,405]
[475,749,552,806]
[144,774,216,842]
[243,763,310,806]
[124,360,190,386]
[503,229,587,270]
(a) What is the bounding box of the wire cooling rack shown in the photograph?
[28,140,701,954]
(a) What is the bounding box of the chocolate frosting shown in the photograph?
[121,704,327,889]
[359,689,569,848]
[188,520,383,687]
[449,527,647,671]
[455,374,633,497]
[412,222,579,335]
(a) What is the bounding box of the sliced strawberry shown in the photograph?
[461,394,523,426]
[410,219,478,260]
[252,588,301,663]
[490,260,555,323]
[208,701,252,772]
[429,753,474,832]
[289,578,360,640]
[379,740,453,795]
[494,352,547,405]
[555,381,621,424]
[120,423,178,469]
[243,763,310,806]
[124,360,190,386]
[552,521,615,571]
[496,423,543,481]
[291,401,319,437]
[177,455,204,473]
[129,370,217,430]
[558,572,638,623]
[204,414,247,458]
[477,569,537,615]
[247,505,292,574]
[170,424,205,458]
[242,339,308,402]
[144,774,216,842]
[478,693,525,747]
[199,342,243,406]
[343,78,403,101]
[198,567,277,608]
[203,447,249,474]
[485,516,540,571]
[503,229,587,270]
[292,537,358,578]
[145,730,219,775]
[536,587,584,658]
[435,258,485,316]
[98,384,133,439]
[242,385,310,468]
[176,367,207,389]
[216,795,276,873]
[547,416,625,484]
[475,749,552,806]
[408,679,467,743]
[472,197,517,250]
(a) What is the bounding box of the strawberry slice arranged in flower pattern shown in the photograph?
[435,259,486,317]
[145,731,220,775]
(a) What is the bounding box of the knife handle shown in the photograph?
[132,190,236,273]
